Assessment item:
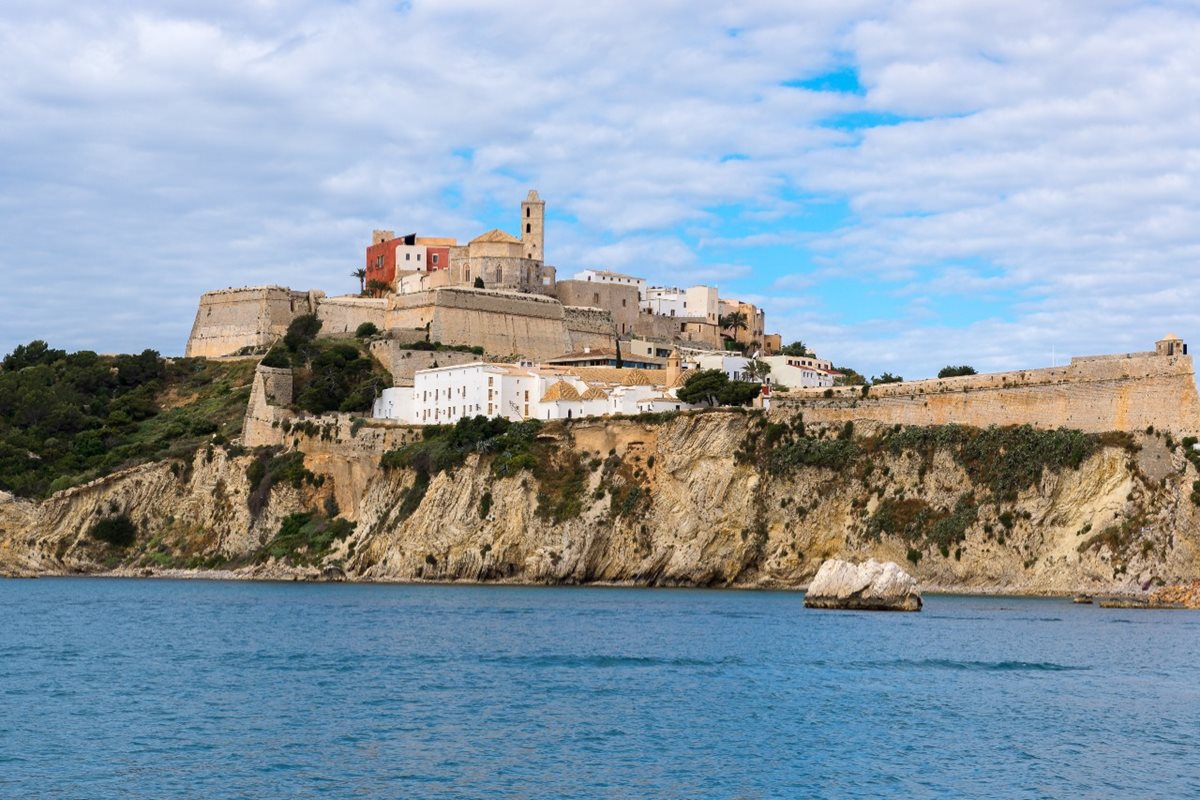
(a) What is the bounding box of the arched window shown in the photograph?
[526,223,531,233]
[526,207,530,218]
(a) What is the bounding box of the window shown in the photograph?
[526,223,531,233]
[593,292,600,304]
[405,253,410,261]
[417,253,421,261]
[432,253,439,265]
[526,207,531,217]
[622,299,626,307]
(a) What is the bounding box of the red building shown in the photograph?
[365,232,451,292]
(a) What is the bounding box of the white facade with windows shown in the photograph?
[760,355,838,388]
[373,361,697,425]
[573,269,647,300]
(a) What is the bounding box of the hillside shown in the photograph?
[3,401,1199,593]
[0,341,255,498]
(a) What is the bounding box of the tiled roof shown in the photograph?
[470,229,521,244]
[541,380,582,402]
[581,385,609,400]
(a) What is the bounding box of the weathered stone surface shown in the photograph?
[804,559,922,611]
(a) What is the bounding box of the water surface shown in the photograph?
[2,579,1198,798]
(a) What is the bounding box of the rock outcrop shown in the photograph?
[3,413,1200,594]
[803,558,922,611]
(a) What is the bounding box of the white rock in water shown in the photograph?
[804,558,922,611]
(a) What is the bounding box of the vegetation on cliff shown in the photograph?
[0,340,254,497]
[262,315,392,415]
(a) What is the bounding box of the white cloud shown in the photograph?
[0,0,1197,383]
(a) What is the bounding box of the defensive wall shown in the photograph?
[185,287,322,358]
[317,296,387,336]
[368,340,479,385]
[772,351,1200,437]
[556,280,640,335]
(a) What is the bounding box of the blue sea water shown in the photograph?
[1,580,1198,799]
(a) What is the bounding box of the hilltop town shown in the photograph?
[4,190,1200,594]
[186,190,850,426]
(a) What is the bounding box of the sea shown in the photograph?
[1,578,1197,799]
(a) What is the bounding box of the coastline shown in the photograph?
[5,566,1193,606]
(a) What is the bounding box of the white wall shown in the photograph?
[575,269,647,300]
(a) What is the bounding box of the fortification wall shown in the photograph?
[556,281,639,335]
[316,296,387,336]
[633,312,722,347]
[185,287,321,358]
[773,353,1200,436]
[368,341,479,385]
[563,306,617,353]
[414,288,570,359]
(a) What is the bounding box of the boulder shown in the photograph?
[804,558,922,611]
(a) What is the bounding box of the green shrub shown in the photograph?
[355,322,379,338]
[258,511,354,565]
[90,515,137,548]
[479,491,493,519]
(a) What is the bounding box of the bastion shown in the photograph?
[774,339,1200,438]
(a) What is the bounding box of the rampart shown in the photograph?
[773,352,1200,436]
[185,287,322,358]
[368,340,479,385]
[563,306,618,354]
[317,296,387,336]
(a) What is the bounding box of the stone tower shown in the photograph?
[521,190,545,262]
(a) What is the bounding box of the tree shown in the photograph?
[355,322,379,338]
[873,372,903,384]
[473,277,485,289]
[744,359,772,383]
[676,369,761,407]
[3,340,66,372]
[365,279,391,298]
[832,366,866,386]
[780,341,812,357]
[676,369,729,406]
[938,365,977,378]
[284,314,322,352]
[351,268,367,295]
[720,311,748,336]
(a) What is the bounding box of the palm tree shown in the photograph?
[745,359,772,383]
[722,310,749,336]
[351,268,367,295]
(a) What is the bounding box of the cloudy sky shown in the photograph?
[2,0,1198,379]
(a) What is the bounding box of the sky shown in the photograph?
[2,0,1199,380]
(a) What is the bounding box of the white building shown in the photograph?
[691,353,754,382]
[760,355,839,389]
[573,269,647,300]
[373,358,698,425]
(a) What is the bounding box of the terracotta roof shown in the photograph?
[470,229,521,244]
[581,385,609,400]
[541,380,582,402]
[1161,332,1182,340]
[544,349,618,362]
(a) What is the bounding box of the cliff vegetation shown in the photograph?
[0,340,254,498]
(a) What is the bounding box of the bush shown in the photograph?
[259,511,354,565]
[355,322,379,338]
[938,365,977,378]
[260,346,291,368]
[90,515,137,547]
[284,314,322,351]
[479,490,493,518]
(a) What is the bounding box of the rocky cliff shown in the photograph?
[3,411,1200,594]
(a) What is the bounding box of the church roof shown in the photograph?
[471,229,521,244]
[1160,332,1182,340]
[580,385,609,400]
[541,380,582,402]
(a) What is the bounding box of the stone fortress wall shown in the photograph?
[773,348,1200,437]
[316,296,388,335]
[185,287,323,358]
[368,340,479,386]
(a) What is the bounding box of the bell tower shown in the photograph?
[521,189,545,262]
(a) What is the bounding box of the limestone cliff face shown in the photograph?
[3,412,1200,594]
